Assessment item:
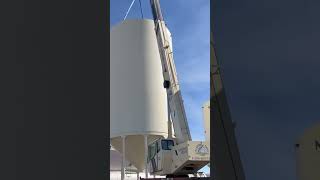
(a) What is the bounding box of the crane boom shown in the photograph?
[150,0,191,143]
[144,1,210,177]
[146,1,246,178]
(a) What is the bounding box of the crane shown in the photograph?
[143,0,247,179]
[141,0,210,179]
[149,0,191,144]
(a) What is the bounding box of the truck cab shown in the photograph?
[148,138,175,175]
[147,138,210,177]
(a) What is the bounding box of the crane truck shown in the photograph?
[143,0,246,179]
[142,0,210,179]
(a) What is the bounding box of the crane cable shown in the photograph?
[123,0,144,20]
[123,0,136,20]
[138,0,144,19]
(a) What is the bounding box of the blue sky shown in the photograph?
[110,0,210,174]
[110,0,210,141]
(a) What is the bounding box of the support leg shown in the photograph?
[121,136,126,180]
[144,135,148,178]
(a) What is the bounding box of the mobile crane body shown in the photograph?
[144,0,210,178]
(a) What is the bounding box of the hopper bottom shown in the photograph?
[111,134,165,171]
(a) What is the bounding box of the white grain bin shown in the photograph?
[202,101,210,142]
[295,123,320,180]
[110,19,170,172]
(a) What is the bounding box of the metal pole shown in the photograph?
[137,171,139,180]
[121,136,126,180]
[144,135,148,178]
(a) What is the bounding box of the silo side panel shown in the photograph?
[110,20,168,138]
[296,123,320,180]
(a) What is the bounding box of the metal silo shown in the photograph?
[295,123,320,180]
[202,101,210,142]
[110,19,170,174]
